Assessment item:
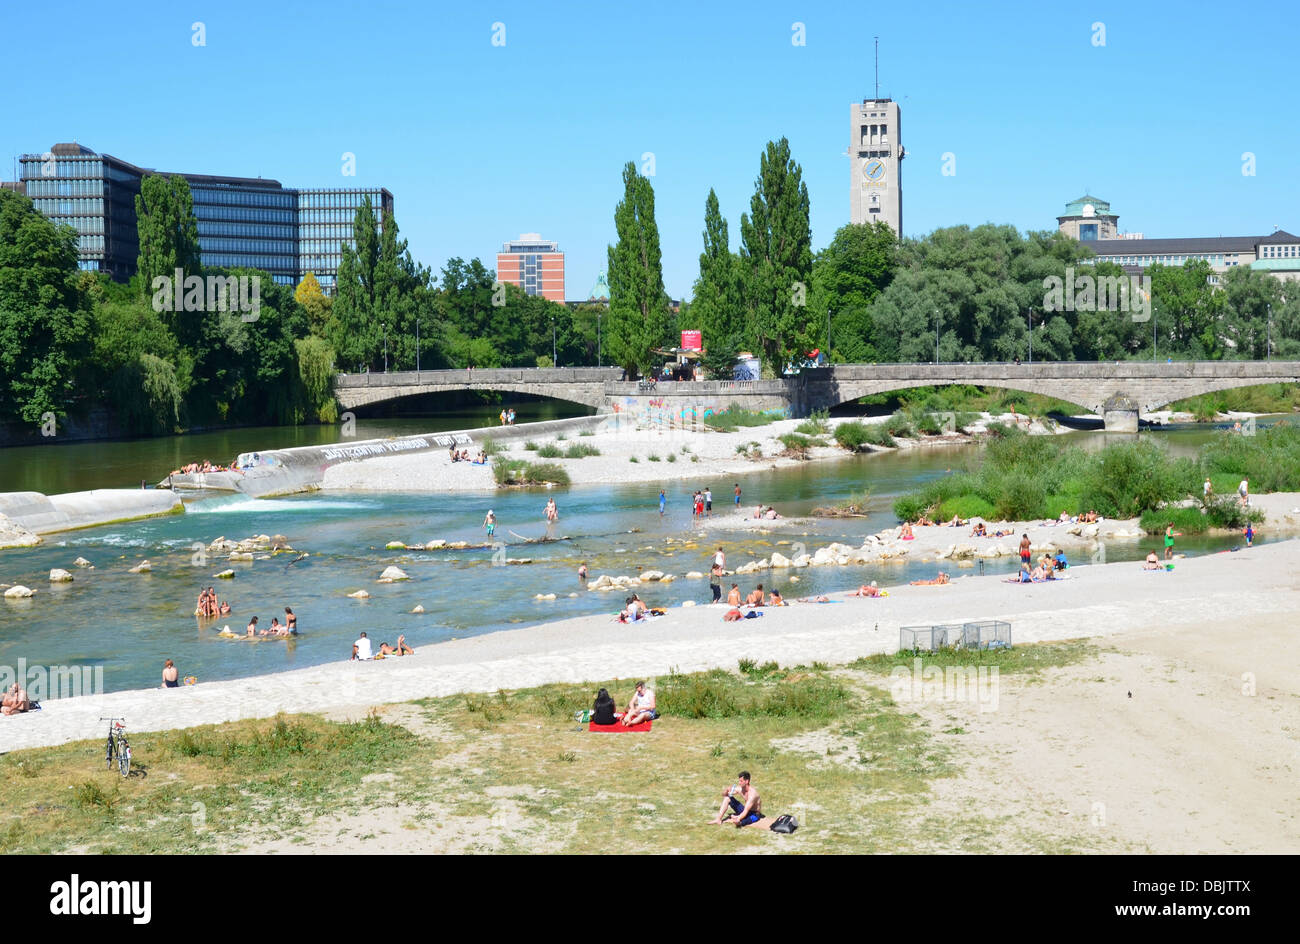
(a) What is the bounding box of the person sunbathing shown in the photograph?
[745,585,765,606]
[723,608,745,621]
[378,642,395,655]
[910,573,951,586]
[1010,562,1033,583]
[396,634,413,655]
[915,514,935,527]
[767,589,786,606]
[798,595,832,603]
[726,584,741,606]
[850,582,884,597]
[2,683,32,716]
[1143,552,1162,570]
[900,523,914,539]
[1031,563,1052,581]
[969,522,987,537]
[945,515,964,527]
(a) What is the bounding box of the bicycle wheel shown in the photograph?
[118,739,131,778]
[105,735,115,770]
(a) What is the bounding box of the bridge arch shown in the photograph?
[335,367,621,413]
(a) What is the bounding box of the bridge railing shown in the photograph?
[335,367,624,387]
[604,379,794,396]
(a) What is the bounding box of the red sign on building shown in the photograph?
[681,330,702,351]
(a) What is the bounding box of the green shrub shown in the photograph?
[795,408,830,436]
[535,443,563,458]
[937,495,997,521]
[778,432,814,459]
[1139,506,1209,536]
[1202,495,1264,529]
[991,471,1046,521]
[481,438,503,456]
[666,452,677,463]
[524,441,539,451]
[563,443,600,459]
[834,420,870,451]
[707,404,777,432]
[886,414,915,438]
[493,458,570,485]
[579,430,594,437]
[648,453,661,462]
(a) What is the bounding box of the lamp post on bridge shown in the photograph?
[551,315,557,368]
[416,316,420,375]
[1267,303,1272,361]
[934,310,940,364]
[597,310,602,367]
[382,323,388,373]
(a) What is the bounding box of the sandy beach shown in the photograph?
[319,412,1045,493]
[5,536,1297,755]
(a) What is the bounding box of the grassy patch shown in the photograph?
[0,653,1113,855]
[535,443,564,459]
[707,404,777,432]
[492,458,571,486]
[563,443,600,459]
[851,639,1097,675]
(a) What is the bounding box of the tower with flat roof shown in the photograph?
[850,98,903,235]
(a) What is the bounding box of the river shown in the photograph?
[0,415,1282,695]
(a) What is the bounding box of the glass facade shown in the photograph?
[20,147,141,281]
[19,144,393,291]
[297,188,394,292]
[188,179,298,284]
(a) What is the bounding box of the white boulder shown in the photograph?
[49,568,74,582]
[378,566,409,582]
[4,585,34,598]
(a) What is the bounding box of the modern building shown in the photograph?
[17,143,393,289]
[1059,194,1300,283]
[497,233,566,302]
[298,188,394,292]
[849,98,904,235]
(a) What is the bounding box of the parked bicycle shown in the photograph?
[101,717,131,777]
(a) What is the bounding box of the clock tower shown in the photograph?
[850,98,903,235]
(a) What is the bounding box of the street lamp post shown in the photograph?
[1267,303,1272,360]
[415,316,420,374]
[382,323,388,373]
[827,308,832,360]
[551,316,556,368]
[934,310,940,363]
[1027,308,1033,364]
[597,311,602,367]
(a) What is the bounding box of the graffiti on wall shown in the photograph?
[610,396,788,428]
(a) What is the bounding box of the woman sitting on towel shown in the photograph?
[592,688,618,725]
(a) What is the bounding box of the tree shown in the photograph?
[1220,266,1283,359]
[327,198,381,370]
[690,189,744,374]
[1149,260,1225,358]
[738,138,813,369]
[606,162,671,376]
[135,174,201,302]
[0,190,95,424]
[294,271,333,338]
[810,221,898,362]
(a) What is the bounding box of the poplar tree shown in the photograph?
[135,174,201,298]
[606,162,671,376]
[738,138,813,369]
[691,189,744,377]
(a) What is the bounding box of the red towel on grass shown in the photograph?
[589,720,653,732]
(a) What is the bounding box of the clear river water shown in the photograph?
[0,410,1281,695]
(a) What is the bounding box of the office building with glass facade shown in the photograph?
[298,188,394,292]
[17,143,393,290]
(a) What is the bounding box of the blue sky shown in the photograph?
[5,0,1297,298]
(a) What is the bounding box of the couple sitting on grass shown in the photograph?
[591,681,658,726]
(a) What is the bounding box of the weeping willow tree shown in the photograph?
[295,337,338,423]
[111,353,184,435]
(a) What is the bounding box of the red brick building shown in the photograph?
[496,233,565,302]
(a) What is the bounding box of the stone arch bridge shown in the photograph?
[335,362,1300,430]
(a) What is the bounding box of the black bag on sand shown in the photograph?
[769,814,798,834]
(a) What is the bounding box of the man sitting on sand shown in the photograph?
[745,584,765,606]
[708,771,763,827]
[622,681,657,726]
[969,521,987,537]
[909,573,951,586]
[2,683,32,716]
[353,631,373,660]
[850,582,884,597]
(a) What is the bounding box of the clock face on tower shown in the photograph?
[862,159,886,182]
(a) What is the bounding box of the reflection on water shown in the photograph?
[0,420,1286,694]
